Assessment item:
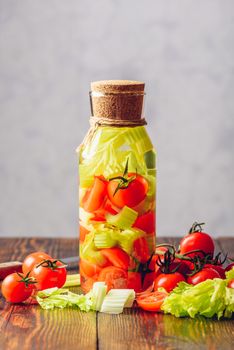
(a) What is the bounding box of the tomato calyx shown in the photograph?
[16,271,37,287]
[108,158,136,196]
[156,249,182,274]
[189,221,205,234]
[35,259,67,271]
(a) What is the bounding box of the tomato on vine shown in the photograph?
[179,222,215,259]
[31,259,67,290]
[107,159,148,208]
[22,251,52,275]
[1,272,36,303]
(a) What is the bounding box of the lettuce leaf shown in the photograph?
[162,270,234,319]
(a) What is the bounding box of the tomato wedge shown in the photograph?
[98,266,128,291]
[137,291,168,312]
[79,225,90,242]
[83,176,107,212]
[134,211,155,234]
[133,237,150,263]
[127,272,142,293]
[101,248,130,270]
[79,259,101,277]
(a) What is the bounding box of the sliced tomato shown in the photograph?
[127,272,142,293]
[81,275,98,294]
[79,259,101,277]
[133,237,150,263]
[83,176,107,212]
[137,291,168,312]
[79,225,90,242]
[107,173,148,208]
[101,248,130,270]
[134,211,155,234]
[98,266,128,291]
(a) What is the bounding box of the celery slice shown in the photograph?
[117,228,145,255]
[100,289,135,314]
[92,282,107,311]
[80,232,107,266]
[64,274,81,287]
[145,234,156,254]
[106,206,138,229]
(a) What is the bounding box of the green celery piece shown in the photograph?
[94,232,117,249]
[100,288,135,314]
[80,232,107,266]
[79,207,94,224]
[145,234,156,254]
[91,282,107,311]
[117,228,145,255]
[106,206,138,229]
[144,150,156,169]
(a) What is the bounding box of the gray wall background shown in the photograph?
[0,0,233,238]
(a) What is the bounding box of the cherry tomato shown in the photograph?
[227,279,234,288]
[169,258,194,276]
[98,266,128,291]
[133,237,150,263]
[101,248,130,270]
[225,263,234,272]
[179,231,215,259]
[79,225,90,242]
[107,173,148,208]
[127,272,142,293]
[154,272,185,292]
[204,264,226,279]
[22,251,52,275]
[134,211,155,234]
[79,259,101,277]
[83,176,107,212]
[31,260,67,290]
[136,291,168,312]
[187,268,220,285]
[1,273,35,303]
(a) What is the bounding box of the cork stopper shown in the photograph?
[90,80,145,120]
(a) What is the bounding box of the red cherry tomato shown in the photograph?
[225,263,234,272]
[107,173,148,208]
[136,291,168,312]
[83,176,107,212]
[204,264,226,279]
[101,248,130,270]
[98,266,128,291]
[187,268,220,285]
[1,273,35,303]
[133,237,150,263]
[227,279,234,288]
[154,272,186,292]
[79,259,101,278]
[127,272,142,293]
[31,260,67,290]
[22,251,52,275]
[179,231,215,259]
[134,211,155,234]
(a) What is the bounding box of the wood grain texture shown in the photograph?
[0,237,234,350]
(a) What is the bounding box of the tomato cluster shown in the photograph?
[1,252,67,303]
[136,222,234,312]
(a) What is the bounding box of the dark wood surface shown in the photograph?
[0,237,233,350]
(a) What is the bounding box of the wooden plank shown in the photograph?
[98,307,234,350]
[0,238,96,350]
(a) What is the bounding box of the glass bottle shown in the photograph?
[78,80,156,293]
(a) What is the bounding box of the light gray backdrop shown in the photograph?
[0,0,233,237]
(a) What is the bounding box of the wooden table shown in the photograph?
[0,237,233,350]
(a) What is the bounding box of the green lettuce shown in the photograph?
[162,269,234,319]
